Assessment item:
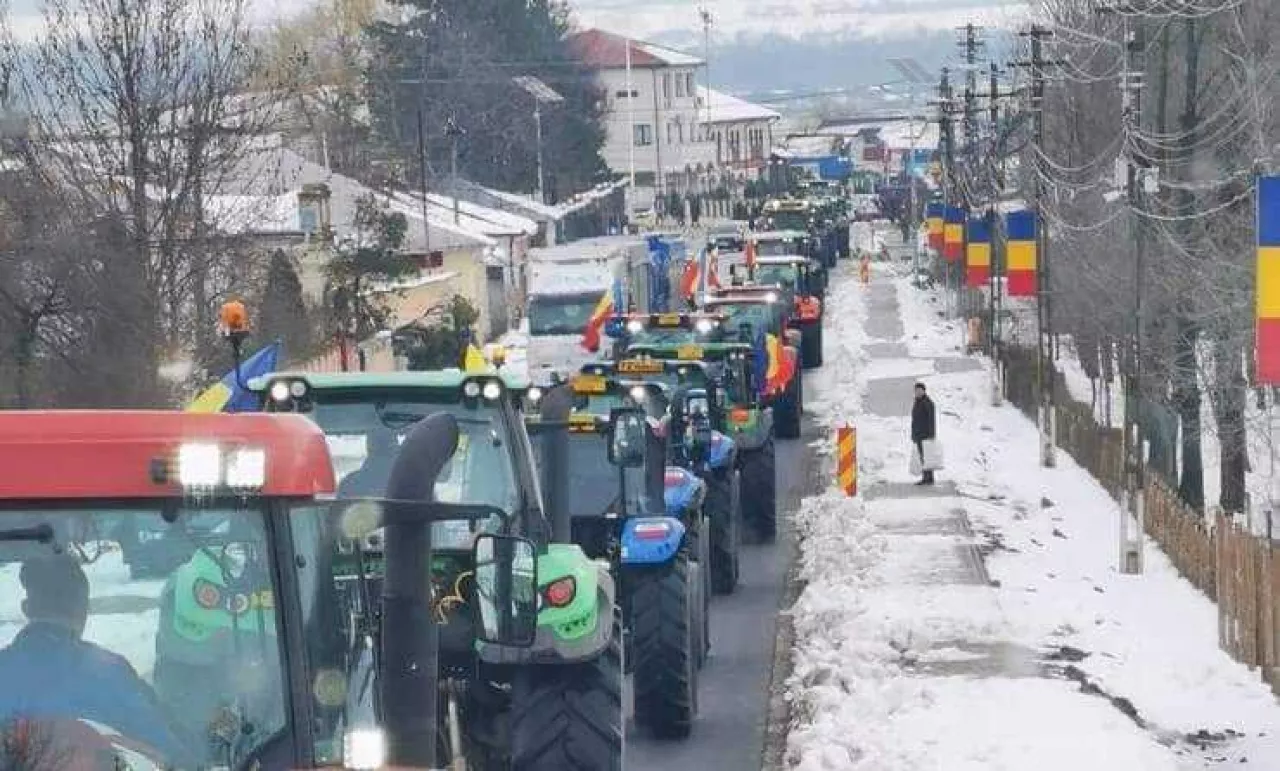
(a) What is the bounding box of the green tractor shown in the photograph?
[729,256,826,368]
[250,370,624,769]
[608,313,781,542]
[528,391,708,739]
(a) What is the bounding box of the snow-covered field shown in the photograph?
[785,248,1280,769]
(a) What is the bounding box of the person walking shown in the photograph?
[911,382,936,485]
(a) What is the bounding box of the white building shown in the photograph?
[567,29,721,213]
[698,85,780,179]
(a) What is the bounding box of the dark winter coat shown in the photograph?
[911,394,936,443]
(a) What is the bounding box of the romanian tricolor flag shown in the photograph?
[744,238,758,272]
[187,342,282,413]
[966,214,991,287]
[679,257,701,300]
[1256,176,1280,384]
[1006,209,1037,297]
[751,331,795,396]
[926,202,944,252]
[943,206,965,263]
[463,343,488,372]
[580,291,615,352]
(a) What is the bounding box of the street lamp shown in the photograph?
[513,75,565,206]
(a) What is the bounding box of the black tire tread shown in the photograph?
[509,610,624,770]
[631,556,696,739]
[739,440,777,541]
[706,469,741,594]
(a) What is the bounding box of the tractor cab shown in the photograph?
[750,229,813,258]
[725,256,825,369]
[0,412,362,769]
[604,310,730,355]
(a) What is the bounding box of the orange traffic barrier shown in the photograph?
[838,425,857,496]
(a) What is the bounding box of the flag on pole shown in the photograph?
[1256,176,1280,384]
[943,206,965,263]
[1005,210,1037,297]
[744,238,758,272]
[926,202,945,251]
[580,291,615,352]
[187,342,282,413]
[966,214,991,287]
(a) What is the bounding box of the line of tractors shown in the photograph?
[0,211,847,770]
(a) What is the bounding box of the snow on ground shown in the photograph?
[786,244,1280,770]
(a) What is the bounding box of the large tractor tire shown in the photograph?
[774,373,803,440]
[706,468,741,594]
[800,324,824,369]
[631,554,697,739]
[739,438,778,542]
[509,610,624,770]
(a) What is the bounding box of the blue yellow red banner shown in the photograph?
[943,206,965,263]
[926,202,944,252]
[1256,177,1280,384]
[966,215,991,287]
[187,342,281,413]
[1005,210,1037,297]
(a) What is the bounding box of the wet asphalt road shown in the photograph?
[626,398,822,771]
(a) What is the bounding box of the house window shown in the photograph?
[663,74,671,102]
[634,124,653,146]
[615,89,638,98]
[675,73,685,97]
[635,171,656,187]
[426,250,444,269]
[677,123,684,143]
[686,73,695,96]
[667,123,674,144]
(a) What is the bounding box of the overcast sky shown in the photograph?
[569,0,1028,43]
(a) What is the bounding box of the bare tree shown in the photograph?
[0,0,297,404]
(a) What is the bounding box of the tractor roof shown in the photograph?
[753,255,810,265]
[751,230,809,241]
[257,369,531,392]
[0,411,334,500]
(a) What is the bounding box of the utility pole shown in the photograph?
[959,24,983,325]
[989,61,1005,406]
[700,7,713,126]
[446,116,463,226]
[936,67,956,316]
[1016,24,1057,467]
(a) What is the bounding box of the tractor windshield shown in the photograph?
[0,503,286,770]
[573,388,670,421]
[756,237,807,257]
[565,434,632,518]
[527,291,606,336]
[712,301,782,339]
[766,211,809,232]
[753,264,801,295]
[627,327,696,346]
[309,395,518,549]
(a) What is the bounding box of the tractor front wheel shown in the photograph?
[509,609,624,769]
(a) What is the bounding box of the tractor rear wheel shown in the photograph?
[631,554,697,739]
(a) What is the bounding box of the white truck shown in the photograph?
[520,234,690,384]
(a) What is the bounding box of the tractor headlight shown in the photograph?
[289,380,308,398]
[629,386,647,402]
[482,380,503,401]
[343,728,386,771]
[269,381,291,403]
[463,381,482,398]
[225,448,266,488]
[695,318,715,334]
[177,444,221,487]
[527,386,544,405]
[626,319,643,334]
[765,292,779,303]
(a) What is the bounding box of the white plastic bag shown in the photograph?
[908,444,923,476]
[922,439,944,471]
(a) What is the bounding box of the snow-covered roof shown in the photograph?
[217,145,493,252]
[697,86,780,125]
[568,29,703,69]
[818,118,940,152]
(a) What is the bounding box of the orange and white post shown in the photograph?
[837,425,857,496]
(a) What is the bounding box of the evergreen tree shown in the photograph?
[364,0,606,198]
[257,249,313,361]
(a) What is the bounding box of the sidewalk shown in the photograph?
[785,256,1280,770]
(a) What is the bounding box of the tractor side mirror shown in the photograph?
[472,534,538,647]
[607,407,647,468]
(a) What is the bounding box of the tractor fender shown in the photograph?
[478,547,617,666]
[620,516,687,566]
[663,467,706,515]
[707,431,736,470]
